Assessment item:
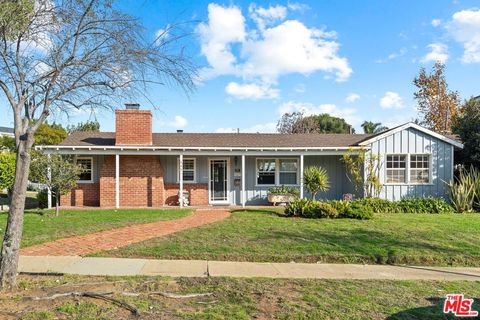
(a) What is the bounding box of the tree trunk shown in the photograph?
[0,139,33,290]
[55,192,60,217]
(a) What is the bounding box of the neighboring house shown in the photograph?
[37,105,463,208]
[0,126,14,137]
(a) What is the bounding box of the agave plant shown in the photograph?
[446,167,477,213]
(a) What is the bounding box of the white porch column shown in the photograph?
[241,155,246,207]
[115,154,120,209]
[179,154,183,208]
[300,154,304,199]
[47,154,52,209]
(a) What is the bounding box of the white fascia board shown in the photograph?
[358,122,464,149]
[36,145,367,152]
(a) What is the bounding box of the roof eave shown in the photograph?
[36,145,368,152]
[358,122,464,149]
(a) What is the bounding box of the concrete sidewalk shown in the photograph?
[18,256,480,281]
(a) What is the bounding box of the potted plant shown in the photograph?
[268,185,300,206]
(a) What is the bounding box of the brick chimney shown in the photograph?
[115,104,152,145]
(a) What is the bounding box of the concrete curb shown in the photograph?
[18,256,480,281]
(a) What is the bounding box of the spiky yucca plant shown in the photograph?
[446,167,478,213]
[303,166,331,200]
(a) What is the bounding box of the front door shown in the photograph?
[209,158,229,204]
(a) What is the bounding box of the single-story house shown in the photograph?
[0,126,14,137]
[37,105,463,208]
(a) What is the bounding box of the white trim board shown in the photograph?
[358,122,463,149]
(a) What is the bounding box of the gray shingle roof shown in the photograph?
[58,131,374,148]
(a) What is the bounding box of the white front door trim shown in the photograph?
[208,157,230,205]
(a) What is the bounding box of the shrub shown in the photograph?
[342,202,374,220]
[37,189,56,209]
[356,198,396,213]
[285,199,337,218]
[446,167,477,213]
[311,202,338,219]
[268,185,300,196]
[355,197,453,214]
[284,198,310,216]
[396,198,454,214]
[326,200,374,220]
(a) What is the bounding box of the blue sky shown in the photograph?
[2,0,480,133]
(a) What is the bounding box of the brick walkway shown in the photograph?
[20,209,230,257]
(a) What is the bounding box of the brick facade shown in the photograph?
[164,183,209,206]
[115,110,152,145]
[60,183,100,207]
[99,155,165,207]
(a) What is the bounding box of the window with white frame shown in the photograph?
[257,159,276,185]
[279,159,298,185]
[76,157,93,182]
[178,158,196,182]
[410,155,430,184]
[256,158,299,185]
[386,155,406,183]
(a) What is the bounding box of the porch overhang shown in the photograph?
[35,145,368,156]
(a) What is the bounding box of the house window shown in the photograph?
[76,157,93,182]
[279,159,298,185]
[386,155,406,183]
[256,158,299,186]
[410,155,430,184]
[178,158,196,182]
[257,159,276,185]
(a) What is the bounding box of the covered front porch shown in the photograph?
[38,145,362,208]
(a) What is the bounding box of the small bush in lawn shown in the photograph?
[357,198,396,213]
[284,198,310,216]
[327,200,374,220]
[285,199,337,218]
[342,202,374,220]
[356,197,453,214]
[311,202,338,219]
[397,198,454,214]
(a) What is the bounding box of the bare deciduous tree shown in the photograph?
[0,0,196,289]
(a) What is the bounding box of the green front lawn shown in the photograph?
[0,208,191,248]
[101,209,480,266]
[2,275,479,319]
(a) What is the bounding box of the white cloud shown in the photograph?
[225,82,280,100]
[420,43,449,63]
[448,9,480,63]
[278,101,361,126]
[169,115,188,128]
[345,93,360,103]
[431,19,442,27]
[197,4,246,78]
[294,83,306,93]
[287,2,310,11]
[197,3,352,100]
[380,91,403,109]
[155,25,170,44]
[215,122,277,133]
[249,4,287,31]
[375,48,407,63]
[242,20,351,82]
